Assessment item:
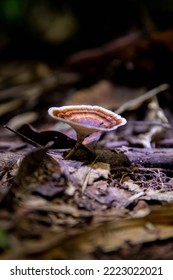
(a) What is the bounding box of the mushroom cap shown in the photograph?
[48,105,127,139]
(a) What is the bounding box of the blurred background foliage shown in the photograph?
[1,0,173,62]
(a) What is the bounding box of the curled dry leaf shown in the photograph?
[18,124,76,149]
[13,147,67,198]
[69,162,110,188]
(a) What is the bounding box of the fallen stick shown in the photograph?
[95,146,173,169]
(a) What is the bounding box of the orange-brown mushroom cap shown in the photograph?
[48,105,127,141]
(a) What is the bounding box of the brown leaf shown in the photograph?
[13,147,67,198]
[14,146,49,186]
[18,124,76,149]
[39,205,173,259]
[63,80,145,110]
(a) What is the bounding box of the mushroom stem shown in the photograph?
[64,141,81,159]
[64,134,85,159]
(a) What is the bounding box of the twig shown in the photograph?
[127,120,171,129]
[3,125,42,148]
[125,191,145,207]
[116,83,169,114]
[82,156,98,193]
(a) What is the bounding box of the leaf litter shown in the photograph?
[1,124,173,259]
[1,32,173,259]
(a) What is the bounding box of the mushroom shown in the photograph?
[48,105,127,159]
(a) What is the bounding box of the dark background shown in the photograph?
[1,0,173,63]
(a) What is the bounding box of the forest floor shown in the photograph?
[1,30,173,259]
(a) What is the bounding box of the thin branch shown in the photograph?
[3,125,42,148]
[127,120,171,129]
[82,156,98,193]
[116,83,169,114]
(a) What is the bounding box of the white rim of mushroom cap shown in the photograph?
[48,105,127,139]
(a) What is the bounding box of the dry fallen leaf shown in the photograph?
[64,80,146,110]
[31,204,173,259]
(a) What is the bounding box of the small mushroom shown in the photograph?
[48,105,127,159]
